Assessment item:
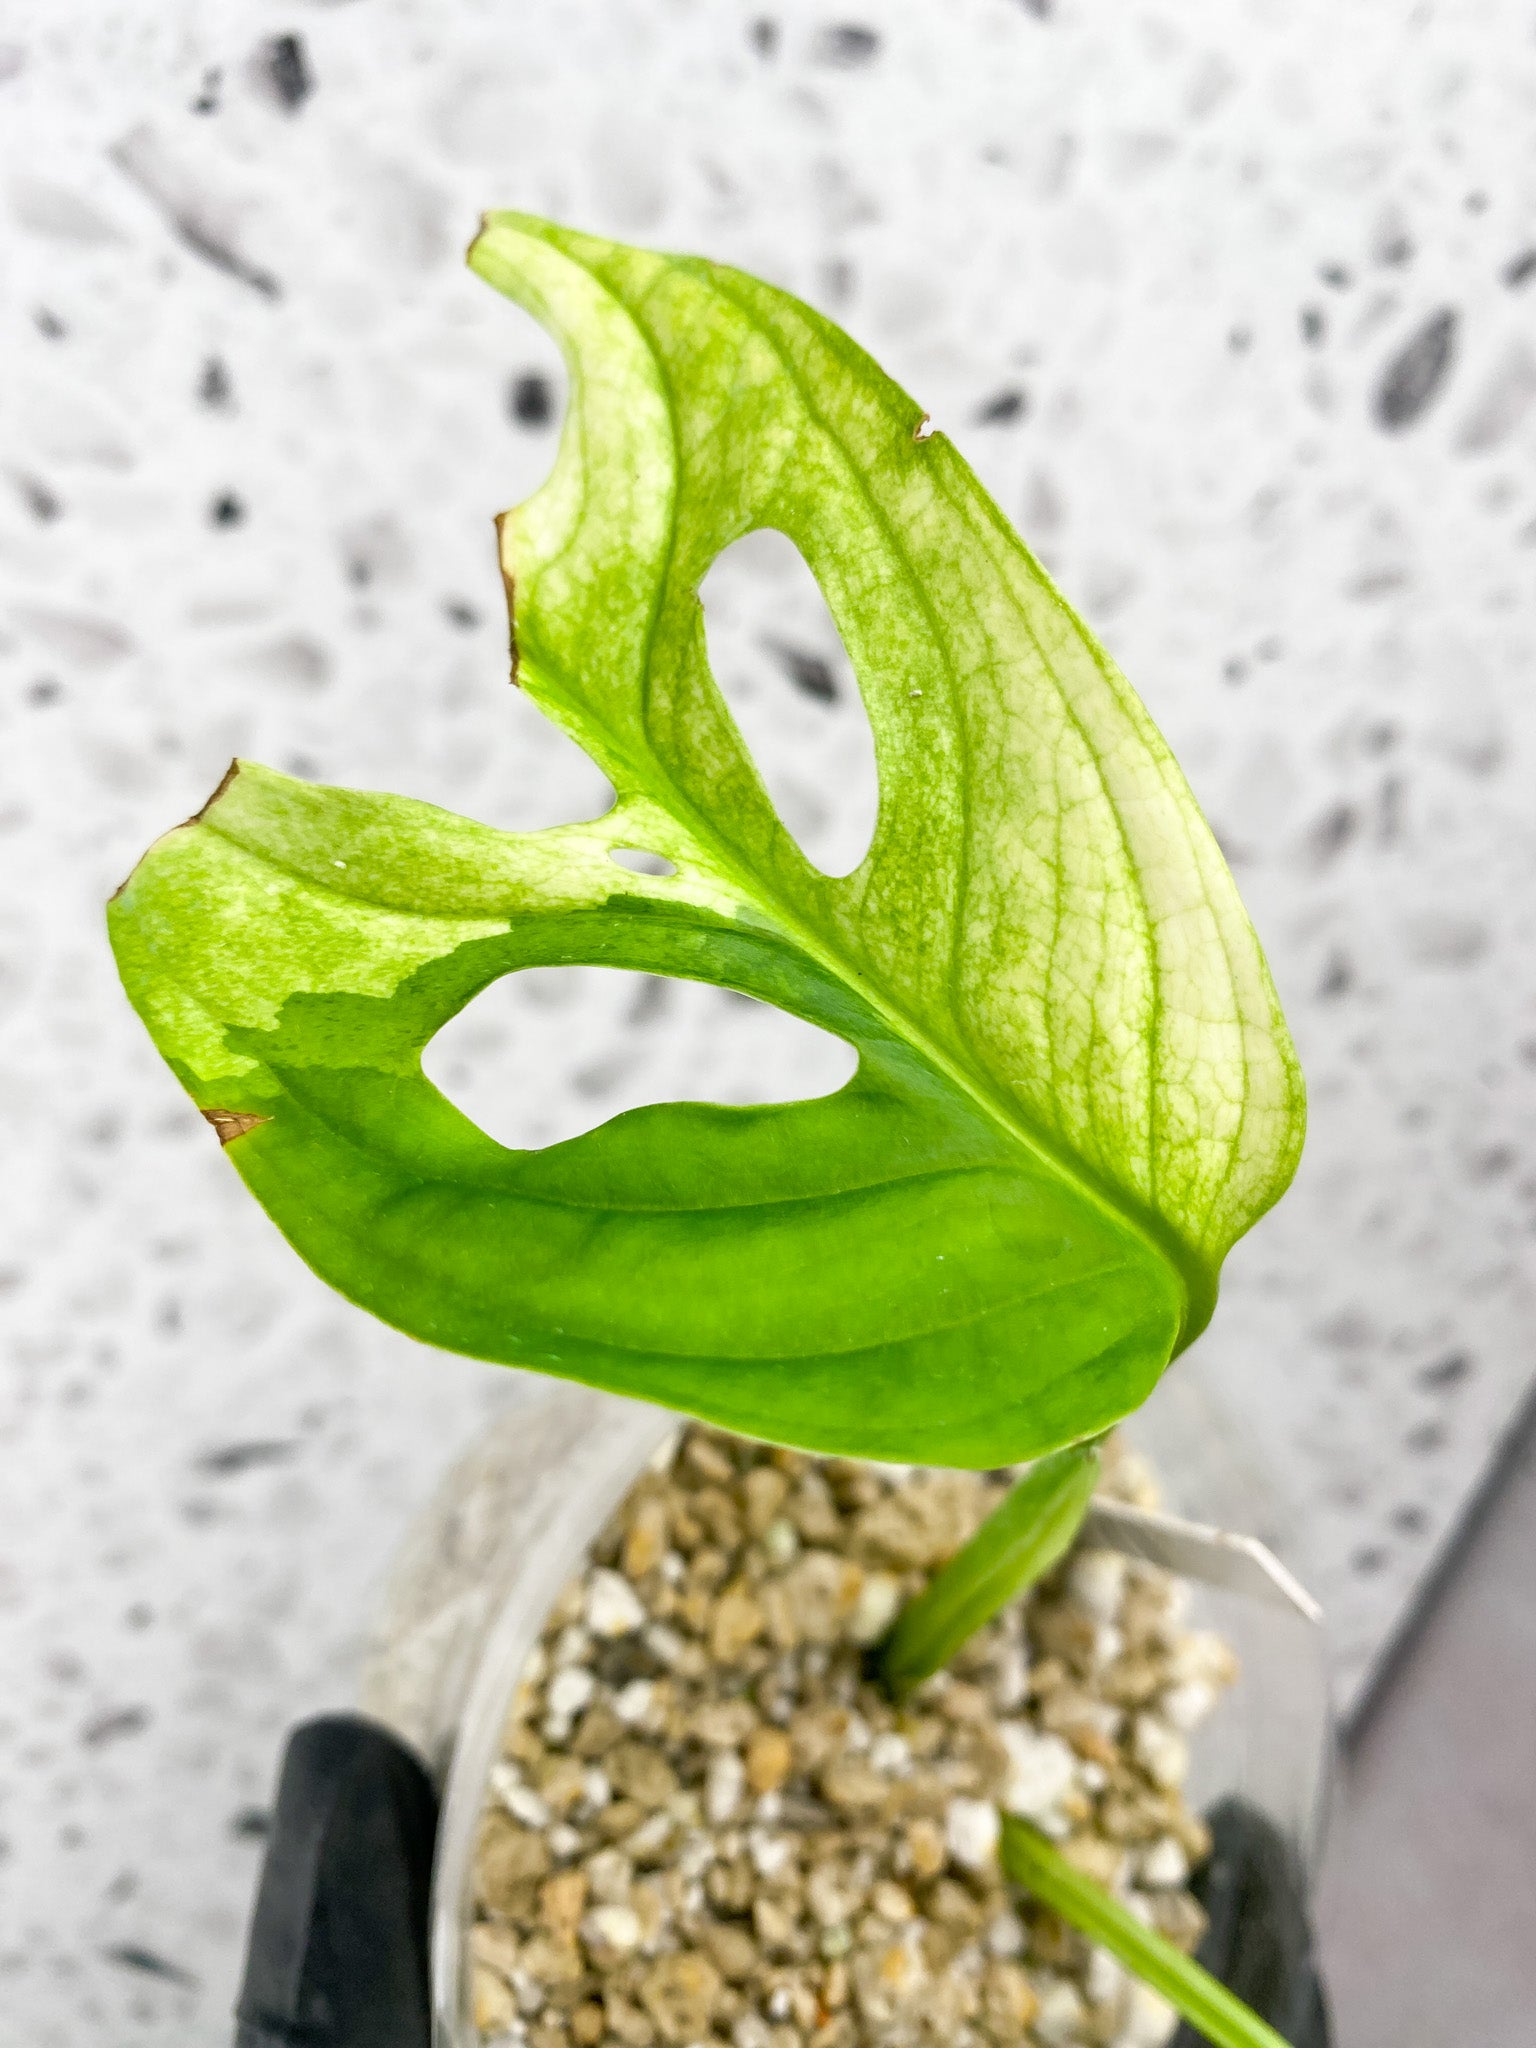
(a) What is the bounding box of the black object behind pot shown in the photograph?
[234,1714,437,2048]
[1172,1797,1332,2048]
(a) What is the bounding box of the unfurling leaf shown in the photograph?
[1000,1818,1294,2048]
[108,215,1304,1466]
[878,1445,1100,1697]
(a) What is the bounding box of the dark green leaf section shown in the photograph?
[1000,1819,1292,2048]
[107,217,1305,1467]
[879,1446,1100,1696]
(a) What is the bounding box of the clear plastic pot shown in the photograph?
[359,1376,1331,2048]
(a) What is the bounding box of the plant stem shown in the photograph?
[877,1443,1099,1699]
[1000,1817,1293,2048]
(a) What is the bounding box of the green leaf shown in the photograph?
[879,1444,1100,1697]
[999,1818,1293,2048]
[107,214,1303,1467]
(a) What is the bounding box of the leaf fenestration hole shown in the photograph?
[608,846,676,876]
[422,965,858,1150]
[701,528,879,877]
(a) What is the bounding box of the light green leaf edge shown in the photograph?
[107,214,1304,1468]
[878,1444,1100,1698]
[1000,1818,1293,2048]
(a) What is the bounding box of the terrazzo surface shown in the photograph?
[3,1,1536,2038]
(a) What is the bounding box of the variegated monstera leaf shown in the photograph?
[109,216,1304,1466]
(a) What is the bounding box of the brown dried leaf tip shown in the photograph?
[111,760,243,902]
[202,1108,271,1146]
[492,534,520,686]
[189,759,242,826]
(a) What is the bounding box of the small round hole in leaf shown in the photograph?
[608,847,676,876]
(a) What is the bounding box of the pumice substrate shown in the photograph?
[470,1426,1237,2048]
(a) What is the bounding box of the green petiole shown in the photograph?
[1000,1816,1294,2048]
[877,1442,1100,1699]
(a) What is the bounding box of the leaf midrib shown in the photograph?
[539,248,1205,1345]
[646,797,1201,1346]
[713,271,1217,1336]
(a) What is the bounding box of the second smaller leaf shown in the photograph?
[1000,1818,1293,2048]
[879,1443,1100,1698]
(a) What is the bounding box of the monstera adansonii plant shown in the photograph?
[110,214,1303,1469]
[111,217,1307,2048]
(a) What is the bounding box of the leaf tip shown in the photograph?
[464,211,503,275]
[189,758,243,826]
[108,759,245,906]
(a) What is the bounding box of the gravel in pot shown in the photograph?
[467,1425,1238,2048]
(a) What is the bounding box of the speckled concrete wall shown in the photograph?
[4,1,1536,2038]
